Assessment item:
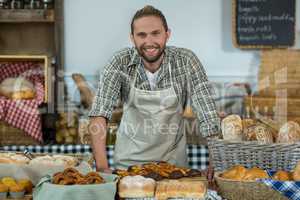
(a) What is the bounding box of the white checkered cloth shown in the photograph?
[1,144,209,169]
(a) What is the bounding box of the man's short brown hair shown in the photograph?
[131,5,168,34]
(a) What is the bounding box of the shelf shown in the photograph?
[0,9,54,23]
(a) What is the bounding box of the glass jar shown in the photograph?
[42,0,53,9]
[29,0,41,9]
[23,0,31,9]
[0,0,5,9]
[10,0,24,9]
[106,123,118,145]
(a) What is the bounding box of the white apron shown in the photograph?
[114,63,187,169]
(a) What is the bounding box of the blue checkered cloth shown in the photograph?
[1,144,209,170]
[259,171,300,200]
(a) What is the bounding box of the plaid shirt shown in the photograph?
[89,46,220,137]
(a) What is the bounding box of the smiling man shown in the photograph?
[88,5,220,171]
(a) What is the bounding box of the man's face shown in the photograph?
[131,16,170,63]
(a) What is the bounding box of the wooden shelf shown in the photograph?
[0,9,54,23]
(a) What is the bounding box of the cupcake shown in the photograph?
[9,184,25,199]
[1,177,17,188]
[17,179,33,194]
[0,184,8,199]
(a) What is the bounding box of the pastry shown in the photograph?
[9,184,24,193]
[17,179,33,194]
[0,77,36,100]
[273,170,291,181]
[0,184,8,193]
[155,180,206,200]
[186,169,203,177]
[118,175,156,198]
[52,168,105,185]
[85,172,105,184]
[242,167,269,181]
[9,184,25,199]
[143,171,164,181]
[169,170,185,179]
[292,160,300,181]
[52,155,79,167]
[221,165,247,181]
[29,155,79,167]
[9,154,30,165]
[0,157,14,164]
[1,177,17,188]
[277,121,300,143]
[221,114,243,141]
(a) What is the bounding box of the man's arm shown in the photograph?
[186,51,221,137]
[89,116,110,171]
[88,54,122,171]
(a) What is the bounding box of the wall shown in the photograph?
[64,0,300,103]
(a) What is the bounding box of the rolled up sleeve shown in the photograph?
[187,52,221,137]
[88,55,121,120]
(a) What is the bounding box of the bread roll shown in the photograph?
[0,77,35,100]
[254,124,273,144]
[273,170,291,181]
[221,115,243,141]
[118,175,156,198]
[221,165,247,181]
[292,160,300,181]
[277,121,300,143]
[243,123,273,144]
[242,167,269,181]
[242,119,256,129]
[0,157,14,164]
[0,153,29,164]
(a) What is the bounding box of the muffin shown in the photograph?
[9,184,25,199]
[17,179,33,194]
[0,183,8,199]
[1,177,17,188]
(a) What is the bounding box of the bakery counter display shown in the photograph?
[215,162,300,200]
[115,161,207,200]
[33,168,118,200]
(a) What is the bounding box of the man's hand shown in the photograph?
[89,117,110,173]
[97,168,113,174]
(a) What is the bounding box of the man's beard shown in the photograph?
[136,44,165,63]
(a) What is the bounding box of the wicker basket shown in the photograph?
[207,139,300,172]
[215,172,287,200]
[0,121,40,146]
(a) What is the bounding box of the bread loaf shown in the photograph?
[221,114,243,141]
[242,167,269,181]
[0,77,35,100]
[277,121,300,143]
[71,74,94,109]
[155,180,206,200]
[221,165,247,181]
[273,170,292,181]
[118,175,156,198]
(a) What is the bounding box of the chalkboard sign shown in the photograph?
[233,0,296,48]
